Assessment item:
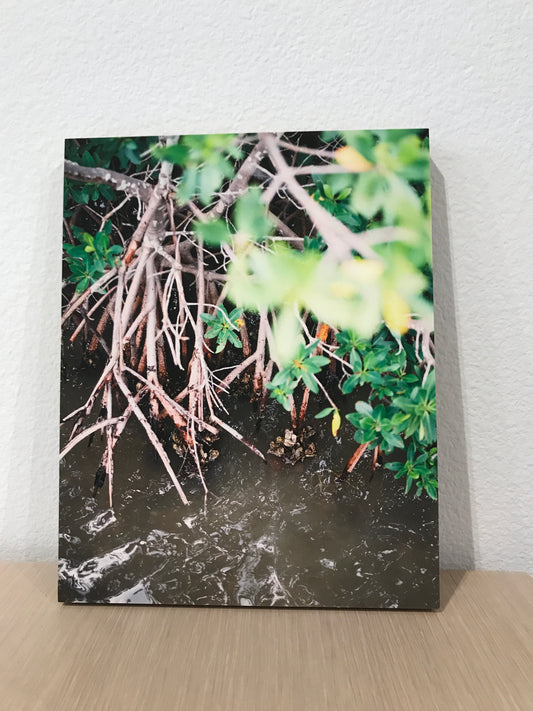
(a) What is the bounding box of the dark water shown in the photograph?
[59,357,439,609]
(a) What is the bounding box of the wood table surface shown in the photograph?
[0,563,531,710]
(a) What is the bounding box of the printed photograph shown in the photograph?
[59,130,438,608]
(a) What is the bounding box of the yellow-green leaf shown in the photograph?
[382,288,410,334]
[335,146,373,173]
[331,410,341,437]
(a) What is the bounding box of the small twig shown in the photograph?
[210,414,266,462]
[276,138,337,160]
[216,352,258,393]
[60,416,122,460]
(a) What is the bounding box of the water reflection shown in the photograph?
[59,368,439,608]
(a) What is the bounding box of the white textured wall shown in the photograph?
[1,1,531,572]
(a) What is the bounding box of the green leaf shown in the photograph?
[351,172,389,219]
[279,395,292,411]
[355,401,373,417]
[176,167,199,204]
[205,324,222,339]
[68,261,87,276]
[301,370,319,393]
[151,143,189,165]
[392,396,414,411]
[229,307,243,321]
[382,431,404,449]
[194,219,232,246]
[76,277,90,293]
[336,187,352,201]
[226,330,243,348]
[99,185,116,201]
[349,350,362,371]
[367,371,383,386]
[315,407,335,419]
[63,244,87,259]
[306,355,330,369]
[81,150,96,167]
[345,412,362,428]
[215,334,228,353]
[425,483,438,500]
[94,231,110,253]
[323,183,334,200]
[70,186,89,204]
[342,375,359,394]
[199,164,224,205]
[234,187,273,242]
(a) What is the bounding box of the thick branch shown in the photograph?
[206,140,268,219]
[64,160,153,203]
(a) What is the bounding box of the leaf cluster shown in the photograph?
[64,137,156,214]
[385,444,438,499]
[200,305,244,353]
[63,221,122,293]
[266,340,329,410]
[337,326,437,499]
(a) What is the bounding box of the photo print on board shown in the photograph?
[59,130,438,608]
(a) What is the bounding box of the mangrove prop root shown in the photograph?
[297,388,310,433]
[105,380,114,508]
[88,303,112,352]
[114,369,189,506]
[340,442,370,479]
[239,316,251,358]
[372,446,380,471]
[297,322,325,432]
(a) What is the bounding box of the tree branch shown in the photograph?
[260,133,379,261]
[206,140,268,219]
[64,160,153,203]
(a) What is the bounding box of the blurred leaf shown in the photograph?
[271,305,302,366]
[234,188,273,242]
[199,163,223,205]
[194,219,232,246]
[382,288,410,334]
[351,172,389,219]
[152,143,189,165]
[176,167,199,204]
[335,145,373,172]
[123,141,141,165]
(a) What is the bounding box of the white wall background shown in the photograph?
[1,0,531,572]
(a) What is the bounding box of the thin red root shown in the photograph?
[345,442,369,474]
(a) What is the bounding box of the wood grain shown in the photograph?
[0,564,531,710]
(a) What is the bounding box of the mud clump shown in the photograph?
[267,426,316,465]
[171,430,220,475]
